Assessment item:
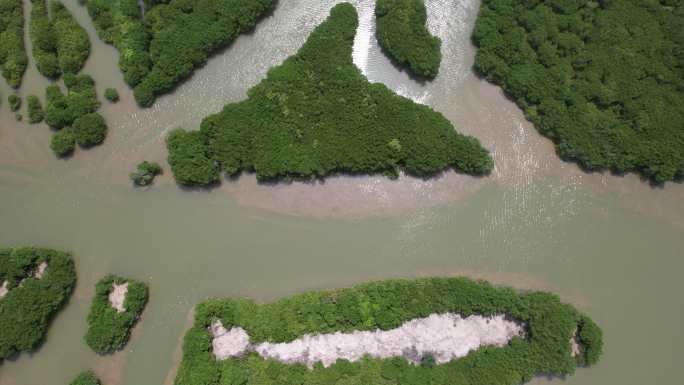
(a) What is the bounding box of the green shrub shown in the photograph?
[8,94,20,111]
[473,0,684,183]
[45,74,100,130]
[29,0,61,78]
[45,74,109,156]
[73,112,107,147]
[84,0,276,107]
[577,315,603,366]
[69,371,101,385]
[104,87,119,102]
[376,0,442,78]
[50,127,76,157]
[85,275,148,354]
[0,0,28,88]
[130,160,163,186]
[52,1,91,75]
[0,247,76,360]
[166,3,491,185]
[27,95,45,123]
[174,277,603,385]
[166,129,219,186]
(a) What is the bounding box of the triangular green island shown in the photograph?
[167,3,492,185]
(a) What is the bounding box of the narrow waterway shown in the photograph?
[0,1,682,385]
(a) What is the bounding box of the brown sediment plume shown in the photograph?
[164,308,196,385]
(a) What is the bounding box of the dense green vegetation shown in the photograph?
[0,247,76,361]
[104,88,119,103]
[53,1,91,75]
[167,3,491,185]
[130,160,163,186]
[72,112,107,147]
[0,0,27,88]
[84,0,277,107]
[8,94,20,111]
[69,371,101,385]
[376,0,442,78]
[29,1,91,78]
[84,0,151,87]
[85,275,148,354]
[473,0,684,183]
[45,73,108,157]
[174,277,603,385]
[51,128,77,156]
[29,0,60,78]
[27,95,45,123]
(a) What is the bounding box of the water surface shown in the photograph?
[0,1,682,385]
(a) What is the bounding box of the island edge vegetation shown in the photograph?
[85,274,149,354]
[174,277,603,385]
[166,3,492,185]
[375,0,442,79]
[0,247,76,361]
[473,0,684,183]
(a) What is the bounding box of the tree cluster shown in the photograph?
[0,0,27,88]
[69,371,101,385]
[104,87,119,103]
[27,95,45,123]
[84,0,277,107]
[8,94,20,111]
[84,275,148,355]
[167,3,492,185]
[30,1,91,79]
[0,247,76,361]
[174,277,603,385]
[473,0,684,183]
[375,0,442,79]
[45,74,108,157]
[130,160,163,186]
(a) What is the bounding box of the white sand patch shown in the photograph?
[108,282,129,313]
[571,328,581,358]
[212,313,523,368]
[0,281,8,299]
[34,261,48,279]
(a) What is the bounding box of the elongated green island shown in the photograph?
[0,0,27,88]
[0,247,76,361]
[473,0,684,183]
[174,277,602,385]
[84,0,277,107]
[30,0,91,78]
[376,0,442,79]
[167,3,491,185]
[85,275,148,354]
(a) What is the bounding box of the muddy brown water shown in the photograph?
[0,1,682,384]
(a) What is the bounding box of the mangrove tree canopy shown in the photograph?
[29,1,91,79]
[85,275,148,354]
[0,247,76,361]
[84,0,277,107]
[166,3,492,185]
[69,371,101,385]
[473,0,684,183]
[174,277,603,385]
[46,73,108,157]
[0,0,27,88]
[375,0,442,78]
